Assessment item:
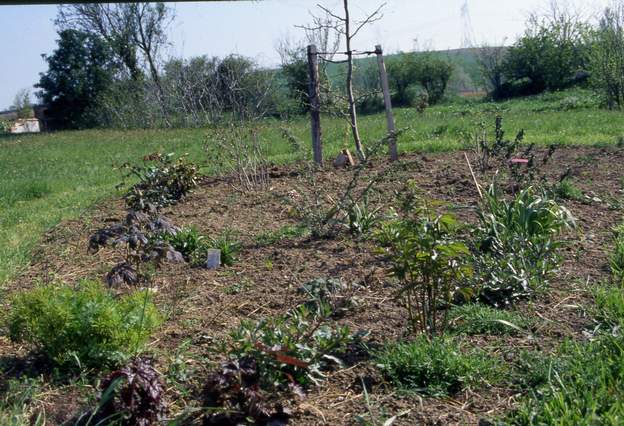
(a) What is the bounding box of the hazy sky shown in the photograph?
[0,0,613,109]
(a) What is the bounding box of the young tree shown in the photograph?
[304,1,385,160]
[36,30,116,129]
[590,2,624,109]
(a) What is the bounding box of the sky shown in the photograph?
[0,0,614,110]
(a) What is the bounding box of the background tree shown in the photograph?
[387,52,453,106]
[56,2,173,125]
[475,43,508,99]
[11,89,33,119]
[36,30,115,129]
[590,1,624,109]
[502,4,590,96]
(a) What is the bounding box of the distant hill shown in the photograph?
[323,47,493,95]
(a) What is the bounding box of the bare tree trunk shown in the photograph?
[344,0,366,161]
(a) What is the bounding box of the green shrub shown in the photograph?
[474,186,574,307]
[449,304,529,335]
[376,336,498,396]
[6,281,161,369]
[229,302,353,388]
[377,204,472,336]
[123,152,199,212]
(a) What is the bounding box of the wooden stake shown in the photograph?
[464,152,483,199]
[307,44,323,166]
[376,45,398,162]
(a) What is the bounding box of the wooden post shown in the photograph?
[307,44,323,165]
[375,44,398,162]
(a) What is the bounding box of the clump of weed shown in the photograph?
[376,336,499,396]
[593,285,624,331]
[511,335,624,424]
[610,222,624,285]
[472,185,575,307]
[554,178,584,201]
[6,281,161,369]
[209,229,242,266]
[449,304,530,335]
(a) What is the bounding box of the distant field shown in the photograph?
[1,89,622,284]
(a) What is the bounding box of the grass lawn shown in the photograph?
[1,89,622,284]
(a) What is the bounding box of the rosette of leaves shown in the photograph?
[203,357,290,425]
[229,302,353,389]
[97,358,166,426]
[122,152,199,212]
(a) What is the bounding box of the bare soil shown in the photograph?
[2,146,623,425]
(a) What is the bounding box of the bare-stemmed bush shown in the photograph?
[206,125,271,193]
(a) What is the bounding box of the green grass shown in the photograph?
[509,244,624,424]
[1,91,623,284]
[375,335,500,396]
[555,178,585,201]
[254,224,310,246]
[449,304,530,336]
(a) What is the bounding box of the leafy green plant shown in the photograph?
[6,281,161,369]
[229,302,353,388]
[209,229,242,266]
[344,196,381,237]
[96,357,166,425]
[473,185,575,307]
[377,193,472,336]
[122,152,199,212]
[449,304,529,335]
[376,336,498,396]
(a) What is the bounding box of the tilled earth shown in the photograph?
[1,146,623,425]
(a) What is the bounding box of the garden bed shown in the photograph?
[2,146,623,425]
